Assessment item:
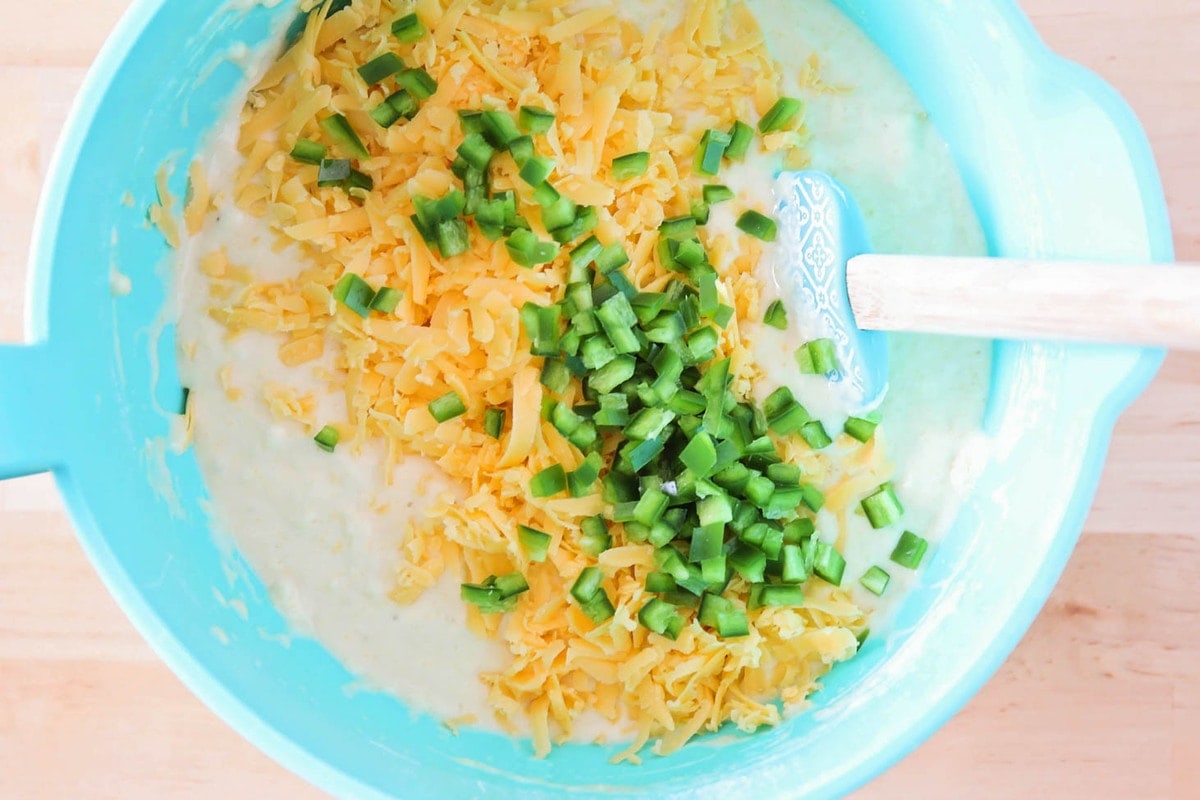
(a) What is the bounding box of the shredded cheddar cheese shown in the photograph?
[192,0,894,761]
[149,163,182,249]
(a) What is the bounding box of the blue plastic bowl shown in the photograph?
[0,1,1173,797]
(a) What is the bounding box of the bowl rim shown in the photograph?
[25,1,1172,798]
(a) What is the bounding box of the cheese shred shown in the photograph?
[197,0,885,760]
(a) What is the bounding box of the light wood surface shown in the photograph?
[850,257,1200,349]
[1,2,1197,798]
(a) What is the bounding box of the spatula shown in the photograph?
[775,171,1200,411]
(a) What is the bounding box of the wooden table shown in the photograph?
[1,2,1197,797]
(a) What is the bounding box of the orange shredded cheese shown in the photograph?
[197,0,890,760]
[148,163,182,249]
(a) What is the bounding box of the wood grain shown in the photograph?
[848,257,1200,349]
[0,1,1197,798]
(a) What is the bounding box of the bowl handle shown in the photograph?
[0,343,62,479]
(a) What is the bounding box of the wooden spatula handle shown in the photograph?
[847,255,1200,350]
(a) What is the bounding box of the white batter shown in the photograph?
[743,0,992,616]
[174,0,991,731]
[175,122,509,725]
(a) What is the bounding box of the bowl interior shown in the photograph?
[25,1,1170,798]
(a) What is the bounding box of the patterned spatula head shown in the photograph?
[774,170,889,412]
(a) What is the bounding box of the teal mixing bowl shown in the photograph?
[0,1,1173,797]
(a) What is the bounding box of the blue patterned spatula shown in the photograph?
[775,170,1200,412]
[774,171,890,412]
